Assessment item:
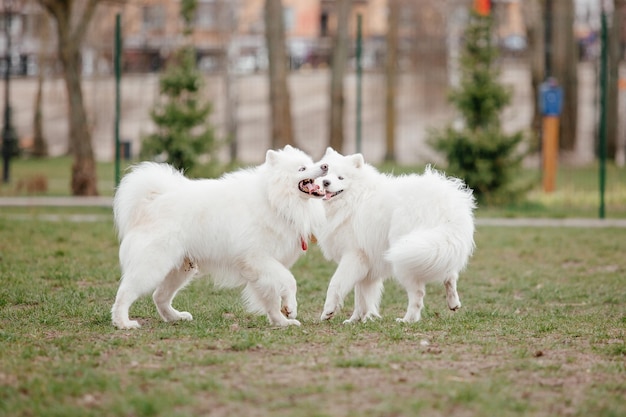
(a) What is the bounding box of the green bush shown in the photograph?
[429,10,528,204]
[430,126,527,204]
[141,46,219,173]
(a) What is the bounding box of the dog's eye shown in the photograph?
[298,166,306,172]
[338,176,344,180]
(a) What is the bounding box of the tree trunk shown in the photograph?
[328,0,352,153]
[39,0,99,196]
[32,68,48,157]
[264,0,294,149]
[384,0,399,162]
[606,0,623,158]
[551,0,577,151]
[615,0,626,165]
[61,44,98,195]
[225,5,239,163]
[32,7,51,158]
[522,0,545,143]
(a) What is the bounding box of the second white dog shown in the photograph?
[315,148,476,323]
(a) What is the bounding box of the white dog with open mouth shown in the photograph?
[111,145,327,329]
[314,148,476,323]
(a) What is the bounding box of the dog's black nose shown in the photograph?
[323,180,330,187]
[321,164,328,172]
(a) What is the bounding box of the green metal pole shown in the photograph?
[599,7,608,219]
[355,14,363,154]
[114,13,122,187]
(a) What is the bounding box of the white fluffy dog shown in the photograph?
[111,145,327,329]
[314,148,476,323]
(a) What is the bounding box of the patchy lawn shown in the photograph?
[0,214,624,417]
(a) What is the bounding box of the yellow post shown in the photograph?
[542,115,559,193]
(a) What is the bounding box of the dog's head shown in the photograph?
[315,147,365,201]
[265,145,328,199]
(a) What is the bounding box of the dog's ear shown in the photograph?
[284,144,295,151]
[266,149,279,165]
[350,153,364,168]
[325,147,339,157]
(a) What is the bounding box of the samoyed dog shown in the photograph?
[111,145,328,329]
[314,148,476,323]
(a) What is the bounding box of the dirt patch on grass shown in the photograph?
[158,333,623,417]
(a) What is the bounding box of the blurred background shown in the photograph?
[0,0,625,212]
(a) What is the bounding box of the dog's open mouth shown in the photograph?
[323,190,343,200]
[299,179,325,197]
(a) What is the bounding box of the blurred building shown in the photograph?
[2,0,470,75]
[3,0,625,76]
[119,0,387,73]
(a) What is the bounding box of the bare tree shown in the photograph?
[38,0,103,196]
[38,0,100,195]
[551,0,577,151]
[32,7,52,158]
[31,64,48,157]
[522,0,545,141]
[264,0,294,149]
[607,0,625,158]
[384,0,399,162]
[328,0,351,153]
[224,4,239,163]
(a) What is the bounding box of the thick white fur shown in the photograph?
[315,147,476,323]
[111,145,327,329]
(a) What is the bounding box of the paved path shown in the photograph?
[475,217,626,228]
[0,196,113,207]
[1,197,625,227]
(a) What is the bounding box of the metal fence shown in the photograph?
[4,2,625,188]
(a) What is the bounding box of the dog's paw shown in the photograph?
[343,311,381,324]
[449,302,462,312]
[342,315,361,324]
[271,317,301,327]
[361,311,381,323]
[178,311,193,321]
[395,316,420,324]
[114,319,141,330]
[320,309,335,321]
[269,313,301,327]
[162,310,193,323]
[281,305,297,319]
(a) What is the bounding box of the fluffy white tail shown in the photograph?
[113,162,186,239]
[385,224,475,282]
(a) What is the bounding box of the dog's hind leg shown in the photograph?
[396,278,426,323]
[345,278,383,324]
[153,258,197,323]
[444,272,461,311]
[111,233,183,329]
[112,266,169,329]
[111,278,144,329]
[321,251,370,321]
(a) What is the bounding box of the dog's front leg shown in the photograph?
[245,258,301,327]
[321,251,369,321]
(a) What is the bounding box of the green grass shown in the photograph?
[0,213,624,416]
[2,156,626,218]
[0,157,131,197]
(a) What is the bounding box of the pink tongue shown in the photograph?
[305,183,319,193]
[301,237,308,251]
